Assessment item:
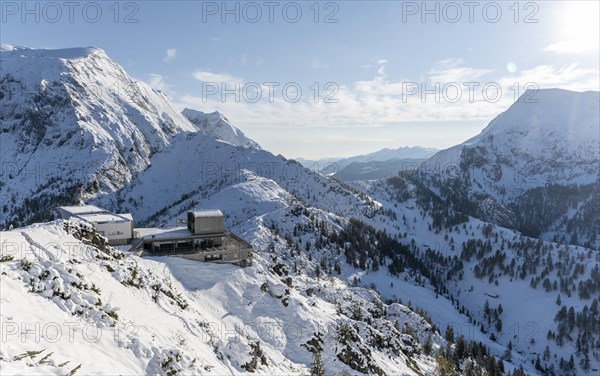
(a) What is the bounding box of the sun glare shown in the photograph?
[555,1,600,53]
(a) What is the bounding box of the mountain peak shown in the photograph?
[475,88,600,147]
[182,108,261,149]
[0,45,105,60]
[430,88,599,166]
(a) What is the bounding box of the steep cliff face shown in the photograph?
[0,45,198,227]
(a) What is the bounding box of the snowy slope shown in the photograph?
[0,220,442,375]
[182,108,261,149]
[90,127,379,230]
[353,178,600,376]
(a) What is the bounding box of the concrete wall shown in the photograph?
[191,215,224,235]
[57,207,76,219]
[94,221,133,245]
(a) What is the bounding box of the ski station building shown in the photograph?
[56,205,133,245]
[56,205,252,266]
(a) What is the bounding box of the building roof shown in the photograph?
[58,205,106,215]
[119,213,134,221]
[190,209,223,218]
[77,212,131,224]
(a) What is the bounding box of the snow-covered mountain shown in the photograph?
[0,45,430,375]
[336,147,439,168]
[182,108,261,150]
[0,45,198,227]
[295,147,438,182]
[0,45,371,229]
[1,47,448,374]
[1,46,598,376]
[419,89,599,247]
[297,146,438,172]
[332,158,429,181]
[96,131,380,229]
[427,89,599,188]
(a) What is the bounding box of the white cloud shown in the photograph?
[428,58,494,83]
[144,74,176,97]
[147,74,169,91]
[361,58,388,71]
[498,64,600,92]
[164,48,177,62]
[192,71,241,84]
[175,59,598,158]
[183,61,598,126]
[434,58,464,68]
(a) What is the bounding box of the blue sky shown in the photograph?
[2,0,599,159]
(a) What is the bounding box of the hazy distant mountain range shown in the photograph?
[295,146,439,181]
